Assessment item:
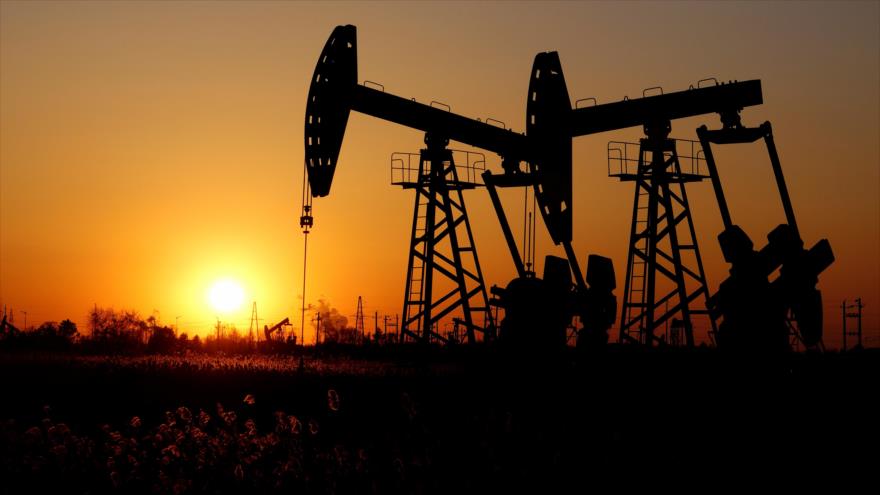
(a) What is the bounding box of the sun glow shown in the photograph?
[208,279,245,313]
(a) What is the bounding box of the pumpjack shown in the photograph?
[304,25,833,352]
[305,26,497,343]
[304,26,619,348]
[0,311,20,337]
[264,317,291,342]
[502,53,833,351]
[488,52,753,349]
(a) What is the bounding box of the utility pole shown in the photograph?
[301,304,310,347]
[851,298,863,349]
[842,298,864,351]
[856,298,864,348]
[315,311,326,344]
[314,311,323,345]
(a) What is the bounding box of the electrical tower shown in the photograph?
[248,301,259,342]
[355,296,365,342]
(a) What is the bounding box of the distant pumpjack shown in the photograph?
[0,311,19,336]
[264,317,291,342]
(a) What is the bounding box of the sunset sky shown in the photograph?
[1,1,878,347]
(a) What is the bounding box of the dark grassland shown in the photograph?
[1,347,878,493]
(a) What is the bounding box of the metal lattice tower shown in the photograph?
[610,125,717,346]
[248,301,259,342]
[355,296,365,342]
[393,136,494,344]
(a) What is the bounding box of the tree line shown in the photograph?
[0,305,399,354]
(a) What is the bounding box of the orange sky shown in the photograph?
[1,1,878,347]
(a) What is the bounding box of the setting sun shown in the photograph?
[207,279,245,314]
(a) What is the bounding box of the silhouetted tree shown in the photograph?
[86,306,148,353]
[34,322,59,339]
[2,320,80,350]
[58,319,78,342]
[147,326,177,354]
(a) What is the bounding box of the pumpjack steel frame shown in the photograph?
[613,130,716,346]
[398,139,494,343]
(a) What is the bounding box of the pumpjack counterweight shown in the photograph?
[698,121,834,351]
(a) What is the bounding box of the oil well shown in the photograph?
[301,25,833,352]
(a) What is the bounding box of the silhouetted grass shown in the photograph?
[1,349,877,493]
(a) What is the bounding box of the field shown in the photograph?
[1,348,878,493]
